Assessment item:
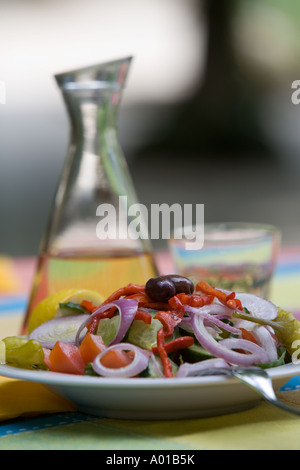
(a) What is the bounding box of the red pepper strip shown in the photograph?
[196,281,243,311]
[85,284,146,333]
[156,328,173,378]
[86,317,99,334]
[240,328,259,345]
[225,292,235,301]
[122,291,170,311]
[176,293,214,308]
[196,281,226,301]
[154,295,187,337]
[134,310,152,324]
[225,291,243,310]
[81,300,98,313]
[102,283,145,304]
[140,292,213,312]
[168,295,185,316]
[125,292,151,303]
[226,298,243,310]
[81,299,113,333]
[236,328,259,354]
[154,311,177,337]
[152,336,194,355]
[86,306,116,334]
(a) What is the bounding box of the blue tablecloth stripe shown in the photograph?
[0,297,27,315]
[0,412,92,438]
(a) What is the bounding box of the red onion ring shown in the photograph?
[231,295,278,332]
[179,303,238,335]
[75,299,138,347]
[92,343,150,378]
[251,326,278,363]
[218,337,270,364]
[191,314,269,366]
[178,319,194,333]
[176,358,230,378]
[185,306,241,335]
[29,314,89,349]
[191,303,233,316]
[233,293,278,320]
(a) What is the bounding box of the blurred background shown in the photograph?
[0,0,300,255]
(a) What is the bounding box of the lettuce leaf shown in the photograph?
[255,346,288,369]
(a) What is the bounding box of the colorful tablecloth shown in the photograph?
[0,249,300,450]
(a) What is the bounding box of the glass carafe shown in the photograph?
[23,57,158,332]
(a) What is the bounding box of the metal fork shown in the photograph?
[197,367,300,417]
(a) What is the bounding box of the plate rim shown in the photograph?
[0,361,298,389]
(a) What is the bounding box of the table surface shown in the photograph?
[0,248,300,450]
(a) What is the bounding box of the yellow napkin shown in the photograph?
[0,373,299,424]
[0,376,77,421]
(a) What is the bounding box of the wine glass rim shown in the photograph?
[169,222,281,245]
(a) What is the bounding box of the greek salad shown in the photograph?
[1,275,299,379]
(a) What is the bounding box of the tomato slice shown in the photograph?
[100,349,135,369]
[79,333,106,364]
[48,341,85,375]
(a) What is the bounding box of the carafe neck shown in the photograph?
[55,57,132,153]
[62,87,120,154]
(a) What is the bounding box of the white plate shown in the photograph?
[0,363,299,420]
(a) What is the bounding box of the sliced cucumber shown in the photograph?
[181,343,214,363]
[140,355,178,378]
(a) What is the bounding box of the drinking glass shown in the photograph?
[168,222,281,298]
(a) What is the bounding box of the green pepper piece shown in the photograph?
[2,336,44,369]
[2,336,28,349]
[232,307,300,357]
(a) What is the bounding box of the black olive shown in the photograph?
[145,276,176,302]
[164,274,194,295]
